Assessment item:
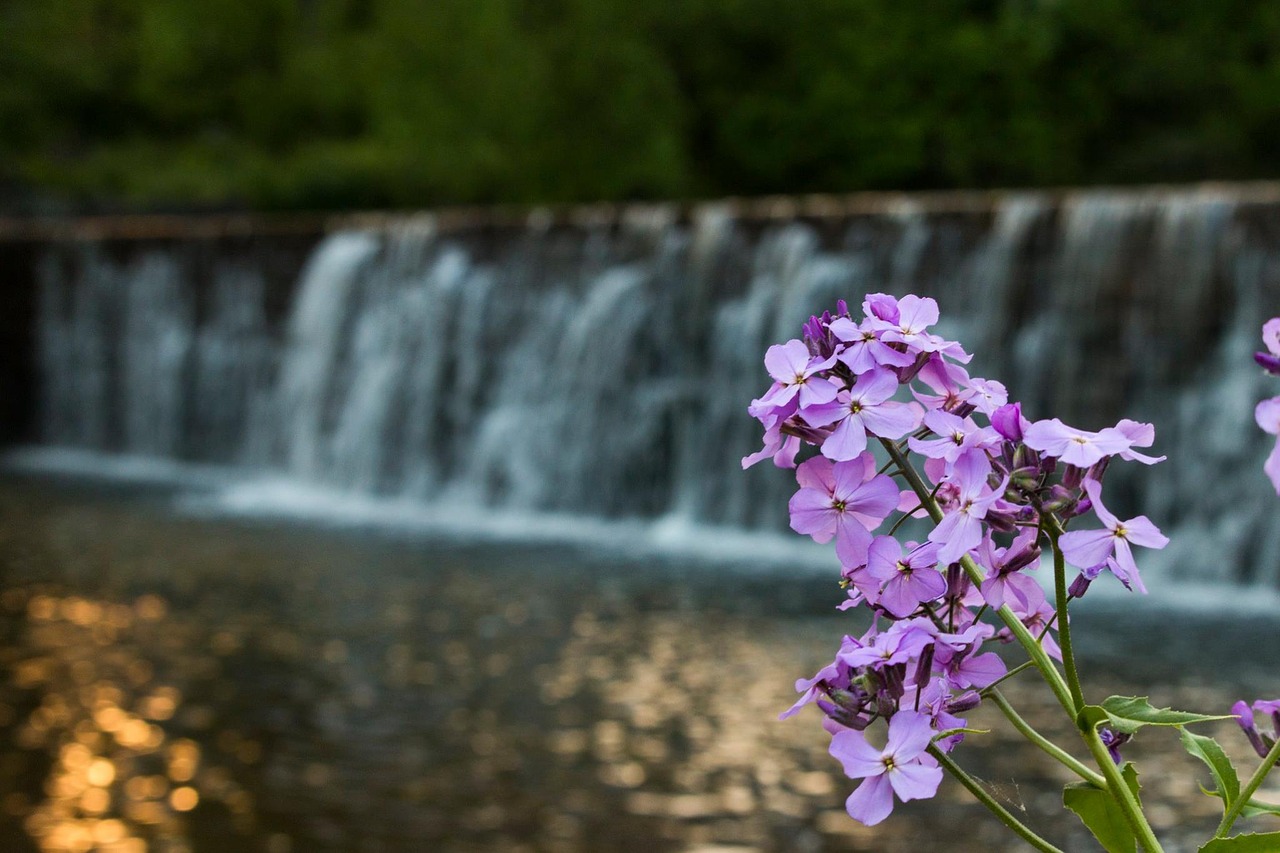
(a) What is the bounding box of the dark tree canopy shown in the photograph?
[4,0,1280,211]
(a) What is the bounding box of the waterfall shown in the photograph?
[26,189,1280,585]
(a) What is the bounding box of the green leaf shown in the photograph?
[1202,788,1280,819]
[1182,729,1241,811]
[1079,697,1236,735]
[1063,763,1142,853]
[1198,832,1280,851]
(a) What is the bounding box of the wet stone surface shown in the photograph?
[0,474,1276,852]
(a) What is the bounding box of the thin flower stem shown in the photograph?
[927,744,1066,853]
[878,439,1164,852]
[878,439,1077,719]
[887,507,921,536]
[1043,519,1085,712]
[979,660,1035,694]
[1082,727,1165,852]
[987,689,1104,787]
[1216,734,1280,837]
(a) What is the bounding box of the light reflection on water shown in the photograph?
[0,476,1276,852]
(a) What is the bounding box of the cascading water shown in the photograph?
[25,188,1280,586]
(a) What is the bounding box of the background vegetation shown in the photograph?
[4,0,1280,211]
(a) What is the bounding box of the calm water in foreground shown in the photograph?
[0,473,1276,852]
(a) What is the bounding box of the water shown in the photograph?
[26,188,1280,588]
[0,474,1275,853]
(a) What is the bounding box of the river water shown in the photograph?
[0,473,1275,853]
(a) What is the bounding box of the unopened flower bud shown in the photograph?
[1009,466,1041,492]
[1041,485,1078,514]
[1234,700,1272,758]
[984,509,1017,533]
[947,691,983,714]
[991,403,1024,442]
[1061,464,1085,490]
[1067,572,1093,599]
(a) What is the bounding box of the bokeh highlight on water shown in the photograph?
[0,476,1276,852]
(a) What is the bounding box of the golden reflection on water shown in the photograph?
[2,589,259,853]
[0,482,1275,852]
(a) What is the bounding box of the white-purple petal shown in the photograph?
[1267,437,1280,495]
[885,758,947,799]
[764,340,810,382]
[1058,528,1115,570]
[884,711,935,758]
[829,729,887,779]
[821,414,869,461]
[788,489,837,540]
[1121,515,1168,549]
[845,774,895,826]
[860,401,921,440]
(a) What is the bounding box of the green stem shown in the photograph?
[878,439,1077,718]
[1082,728,1165,852]
[1217,735,1280,837]
[988,689,1104,787]
[928,744,1066,853]
[1043,518,1085,712]
[879,439,1163,851]
[980,660,1035,695]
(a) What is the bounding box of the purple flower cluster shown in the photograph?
[1255,317,1280,494]
[1234,699,1280,758]
[748,294,1170,825]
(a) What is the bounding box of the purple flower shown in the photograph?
[908,409,999,466]
[741,413,801,469]
[865,536,947,618]
[1233,699,1279,758]
[976,529,1044,610]
[927,449,1009,565]
[868,295,942,352]
[789,459,901,566]
[911,356,973,412]
[991,402,1028,442]
[828,317,915,372]
[1058,480,1168,593]
[1256,317,1280,374]
[1022,418,1132,468]
[804,368,921,461]
[829,711,943,826]
[863,292,900,324]
[780,657,849,720]
[839,622,933,671]
[756,340,839,410]
[933,624,1006,690]
[1256,397,1280,494]
[1111,419,1166,465]
[1099,728,1132,764]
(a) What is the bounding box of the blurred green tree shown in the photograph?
[2,0,1280,210]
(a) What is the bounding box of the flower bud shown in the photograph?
[1061,464,1085,490]
[1041,485,1078,514]
[1009,466,1041,492]
[947,691,983,714]
[1067,573,1093,599]
[991,403,1024,441]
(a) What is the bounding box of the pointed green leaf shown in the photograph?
[1062,764,1142,853]
[1202,788,1280,819]
[1198,831,1280,851]
[1080,697,1235,735]
[1182,729,1240,812]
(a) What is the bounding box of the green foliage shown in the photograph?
[6,0,1280,209]
[1080,696,1235,735]
[1182,728,1241,813]
[1199,832,1280,852]
[1063,762,1142,853]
